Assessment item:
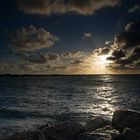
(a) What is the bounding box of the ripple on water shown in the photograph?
[0,75,140,137]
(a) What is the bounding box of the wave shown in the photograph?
[0,107,50,119]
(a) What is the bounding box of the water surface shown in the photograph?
[0,75,140,137]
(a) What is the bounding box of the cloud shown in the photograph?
[0,61,27,74]
[17,58,65,74]
[26,54,47,64]
[93,47,110,56]
[115,21,140,49]
[83,32,93,39]
[9,25,59,55]
[129,4,140,13]
[71,60,83,65]
[26,53,61,65]
[62,51,85,58]
[7,25,62,74]
[16,51,85,74]
[0,62,11,74]
[26,51,85,65]
[43,53,60,61]
[105,40,111,45]
[17,0,120,16]
[4,20,140,74]
[106,20,140,70]
[125,21,140,32]
[0,48,88,74]
[107,49,125,61]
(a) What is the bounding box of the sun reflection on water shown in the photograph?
[79,77,119,119]
[96,85,117,117]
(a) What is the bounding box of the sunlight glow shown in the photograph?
[96,55,111,68]
[98,55,108,65]
[84,54,112,74]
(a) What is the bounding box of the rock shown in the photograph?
[78,125,120,140]
[42,121,85,140]
[5,131,46,140]
[96,125,121,140]
[85,117,111,131]
[121,127,140,140]
[78,132,112,140]
[38,122,53,130]
[38,131,46,140]
[112,110,140,132]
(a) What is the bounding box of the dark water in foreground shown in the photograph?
[0,75,140,137]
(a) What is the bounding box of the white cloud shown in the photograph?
[105,40,111,45]
[83,32,93,39]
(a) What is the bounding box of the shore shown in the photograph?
[2,110,140,140]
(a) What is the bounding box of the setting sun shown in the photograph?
[98,55,108,65]
[85,54,112,74]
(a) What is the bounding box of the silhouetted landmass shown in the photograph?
[0,74,140,77]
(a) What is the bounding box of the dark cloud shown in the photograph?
[99,47,110,55]
[26,54,47,64]
[125,21,140,32]
[9,25,59,55]
[94,47,109,56]
[115,21,140,49]
[27,53,60,64]
[136,61,140,67]
[133,47,140,55]
[106,20,140,70]
[17,0,120,16]
[107,49,125,60]
[108,47,140,68]
[127,47,140,62]
[129,4,140,13]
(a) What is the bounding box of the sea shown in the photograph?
[0,75,140,138]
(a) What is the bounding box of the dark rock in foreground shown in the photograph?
[42,121,85,140]
[85,117,111,131]
[112,110,140,132]
[95,125,120,140]
[121,127,140,140]
[4,131,41,140]
[3,110,140,140]
[78,132,112,140]
[4,121,84,140]
[78,125,120,140]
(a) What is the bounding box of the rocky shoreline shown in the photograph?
[3,110,140,140]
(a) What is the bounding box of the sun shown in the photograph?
[84,54,112,74]
[97,55,108,66]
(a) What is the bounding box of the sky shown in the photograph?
[0,0,140,74]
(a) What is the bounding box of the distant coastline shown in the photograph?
[0,74,140,77]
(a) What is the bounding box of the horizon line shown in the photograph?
[0,73,140,77]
